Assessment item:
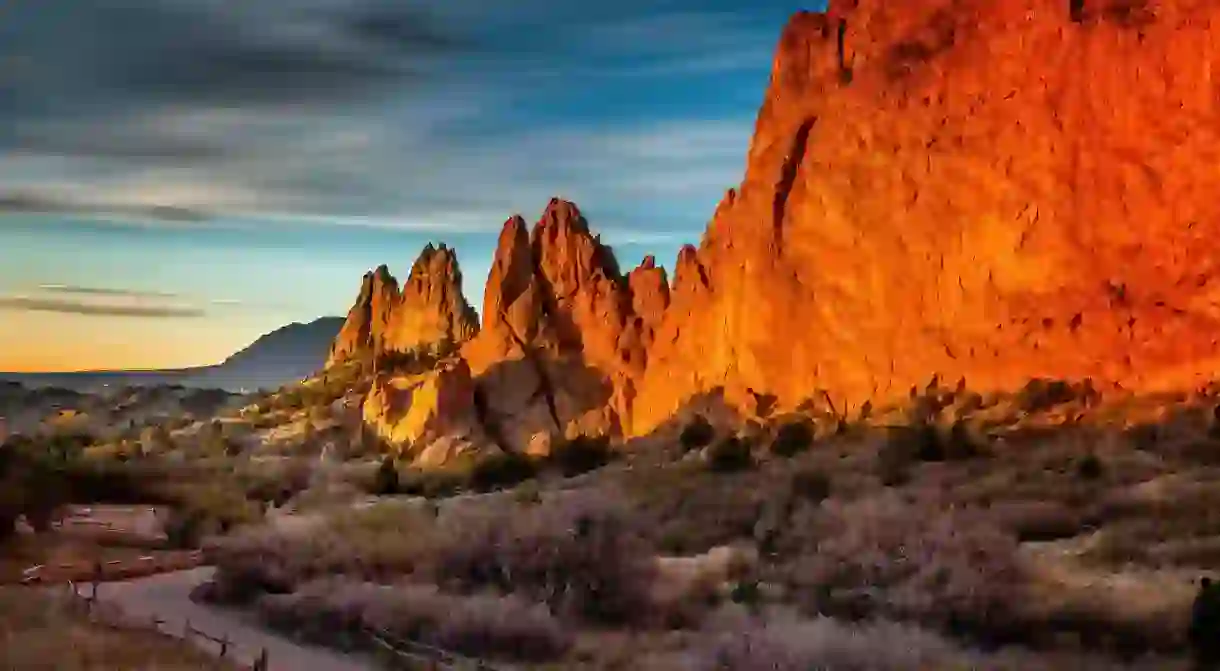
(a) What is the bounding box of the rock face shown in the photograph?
[462,199,668,452]
[327,245,479,367]
[632,0,1220,433]
[361,358,494,466]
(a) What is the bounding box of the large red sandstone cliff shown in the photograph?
[632,0,1220,433]
[338,0,1220,446]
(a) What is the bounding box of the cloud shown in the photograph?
[0,297,205,319]
[0,0,787,234]
[37,284,180,299]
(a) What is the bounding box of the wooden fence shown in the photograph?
[54,562,270,671]
[19,550,204,585]
[362,624,505,671]
[27,557,508,671]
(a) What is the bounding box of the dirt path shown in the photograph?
[95,567,372,671]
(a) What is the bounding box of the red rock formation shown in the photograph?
[327,247,478,368]
[327,265,399,367]
[632,0,1220,434]
[385,243,480,354]
[463,199,663,450]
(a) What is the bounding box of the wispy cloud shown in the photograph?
[37,284,179,299]
[0,296,205,318]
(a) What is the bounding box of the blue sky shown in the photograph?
[0,0,821,371]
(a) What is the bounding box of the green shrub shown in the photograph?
[1076,454,1105,481]
[399,469,465,499]
[679,416,716,452]
[548,434,612,477]
[372,456,400,495]
[790,467,831,504]
[469,452,538,492]
[770,420,815,458]
[706,436,754,473]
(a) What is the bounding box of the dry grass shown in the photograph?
[0,588,237,670]
[257,579,571,662]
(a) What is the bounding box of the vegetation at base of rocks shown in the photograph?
[706,436,754,473]
[680,415,717,452]
[372,456,400,495]
[788,466,830,504]
[468,451,539,492]
[768,419,816,458]
[370,434,616,499]
[547,434,613,477]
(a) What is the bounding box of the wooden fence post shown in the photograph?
[92,559,101,603]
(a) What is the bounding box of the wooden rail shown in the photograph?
[362,624,507,670]
[18,551,204,585]
[57,567,270,671]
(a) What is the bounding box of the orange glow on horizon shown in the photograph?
[0,311,268,373]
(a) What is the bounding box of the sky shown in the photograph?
[0,0,821,372]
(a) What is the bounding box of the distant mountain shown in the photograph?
[0,317,344,393]
[200,317,346,390]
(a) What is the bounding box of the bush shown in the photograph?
[700,614,980,671]
[783,491,1024,636]
[770,420,815,458]
[706,436,754,473]
[680,416,716,452]
[372,457,400,496]
[469,452,538,492]
[789,467,831,504]
[431,492,657,625]
[398,469,466,499]
[257,581,571,662]
[547,434,612,477]
[1014,378,1078,414]
[209,504,443,602]
[1076,454,1105,481]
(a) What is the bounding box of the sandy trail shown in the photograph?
[95,567,372,671]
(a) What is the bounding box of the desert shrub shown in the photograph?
[680,415,717,451]
[1124,423,1161,451]
[371,456,400,495]
[161,486,264,549]
[398,469,466,499]
[627,466,769,556]
[431,492,657,625]
[875,430,917,486]
[0,443,71,540]
[990,500,1085,543]
[699,613,979,671]
[257,580,571,662]
[547,434,612,477]
[468,451,538,492]
[1014,378,1078,414]
[209,504,442,602]
[706,436,754,473]
[1076,453,1105,481]
[513,480,543,506]
[783,491,1024,637]
[789,467,831,504]
[770,420,815,458]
